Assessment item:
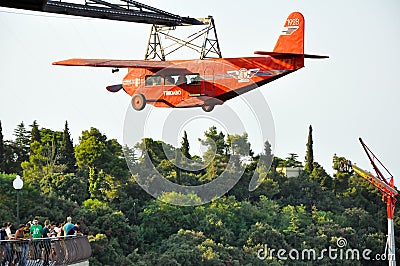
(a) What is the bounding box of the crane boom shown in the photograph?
[352,138,397,266]
[0,0,205,26]
[352,164,398,197]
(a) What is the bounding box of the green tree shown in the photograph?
[21,128,64,185]
[284,153,302,167]
[310,162,332,190]
[280,204,312,248]
[250,170,280,200]
[262,140,273,168]
[14,121,30,152]
[270,156,284,176]
[0,121,5,173]
[75,127,130,203]
[157,229,245,266]
[175,150,182,185]
[138,199,195,246]
[199,126,227,160]
[12,122,30,173]
[180,130,191,160]
[135,138,175,167]
[75,128,107,170]
[304,125,314,173]
[198,127,229,182]
[332,154,352,195]
[79,198,137,265]
[50,133,58,163]
[30,120,41,144]
[243,221,289,261]
[40,172,88,204]
[39,128,63,171]
[59,121,76,173]
[22,140,48,187]
[157,230,205,265]
[3,140,19,174]
[227,133,252,156]
[249,140,276,197]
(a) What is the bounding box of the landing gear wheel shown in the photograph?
[202,105,214,112]
[131,94,146,111]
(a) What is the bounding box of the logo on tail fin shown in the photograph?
[280,26,299,36]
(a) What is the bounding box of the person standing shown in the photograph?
[14,224,29,266]
[63,217,74,237]
[30,219,43,262]
[58,222,65,237]
[4,222,13,265]
[0,223,7,266]
[42,220,52,266]
[1,222,13,266]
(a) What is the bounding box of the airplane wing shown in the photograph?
[254,51,329,59]
[52,58,174,70]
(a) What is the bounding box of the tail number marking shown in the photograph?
[286,18,300,26]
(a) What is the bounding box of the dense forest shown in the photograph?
[0,120,399,265]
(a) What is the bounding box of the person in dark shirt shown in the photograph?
[42,220,52,266]
[67,222,82,236]
[14,224,29,266]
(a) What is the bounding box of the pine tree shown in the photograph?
[14,122,30,149]
[199,126,227,156]
[60,121,76,173]
[180,131,191,159]
[261,140,273,169]
[0,121,5,172]
[13,121,30,168]
[51,133,58,163]
[285,153,302,167]
[30,120,41,144]
[175,148,182,185]
[304,125,314,173]
[264,140,272,158]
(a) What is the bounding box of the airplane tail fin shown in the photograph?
[254,12,328,59]
[273,12,304,54]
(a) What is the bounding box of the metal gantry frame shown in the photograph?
[144,16,222,61]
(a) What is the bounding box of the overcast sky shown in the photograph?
[1,0,399,186]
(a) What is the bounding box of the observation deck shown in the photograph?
[0,235,91,266]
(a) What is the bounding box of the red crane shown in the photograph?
[352,138,398,266]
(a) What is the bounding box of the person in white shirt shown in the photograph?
[3,222,13,265]
[5,222,13,239]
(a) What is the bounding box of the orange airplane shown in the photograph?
[54,12,328,112]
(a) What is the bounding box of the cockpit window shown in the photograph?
[185,74,200,85]
[145,75,162,86]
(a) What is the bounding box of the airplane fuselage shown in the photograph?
[121,55,304,110]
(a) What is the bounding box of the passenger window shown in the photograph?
[145,75,162,86]
[185,74,200,85]
[164,75,181,85]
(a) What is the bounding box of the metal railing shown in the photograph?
[0,235,91,266]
